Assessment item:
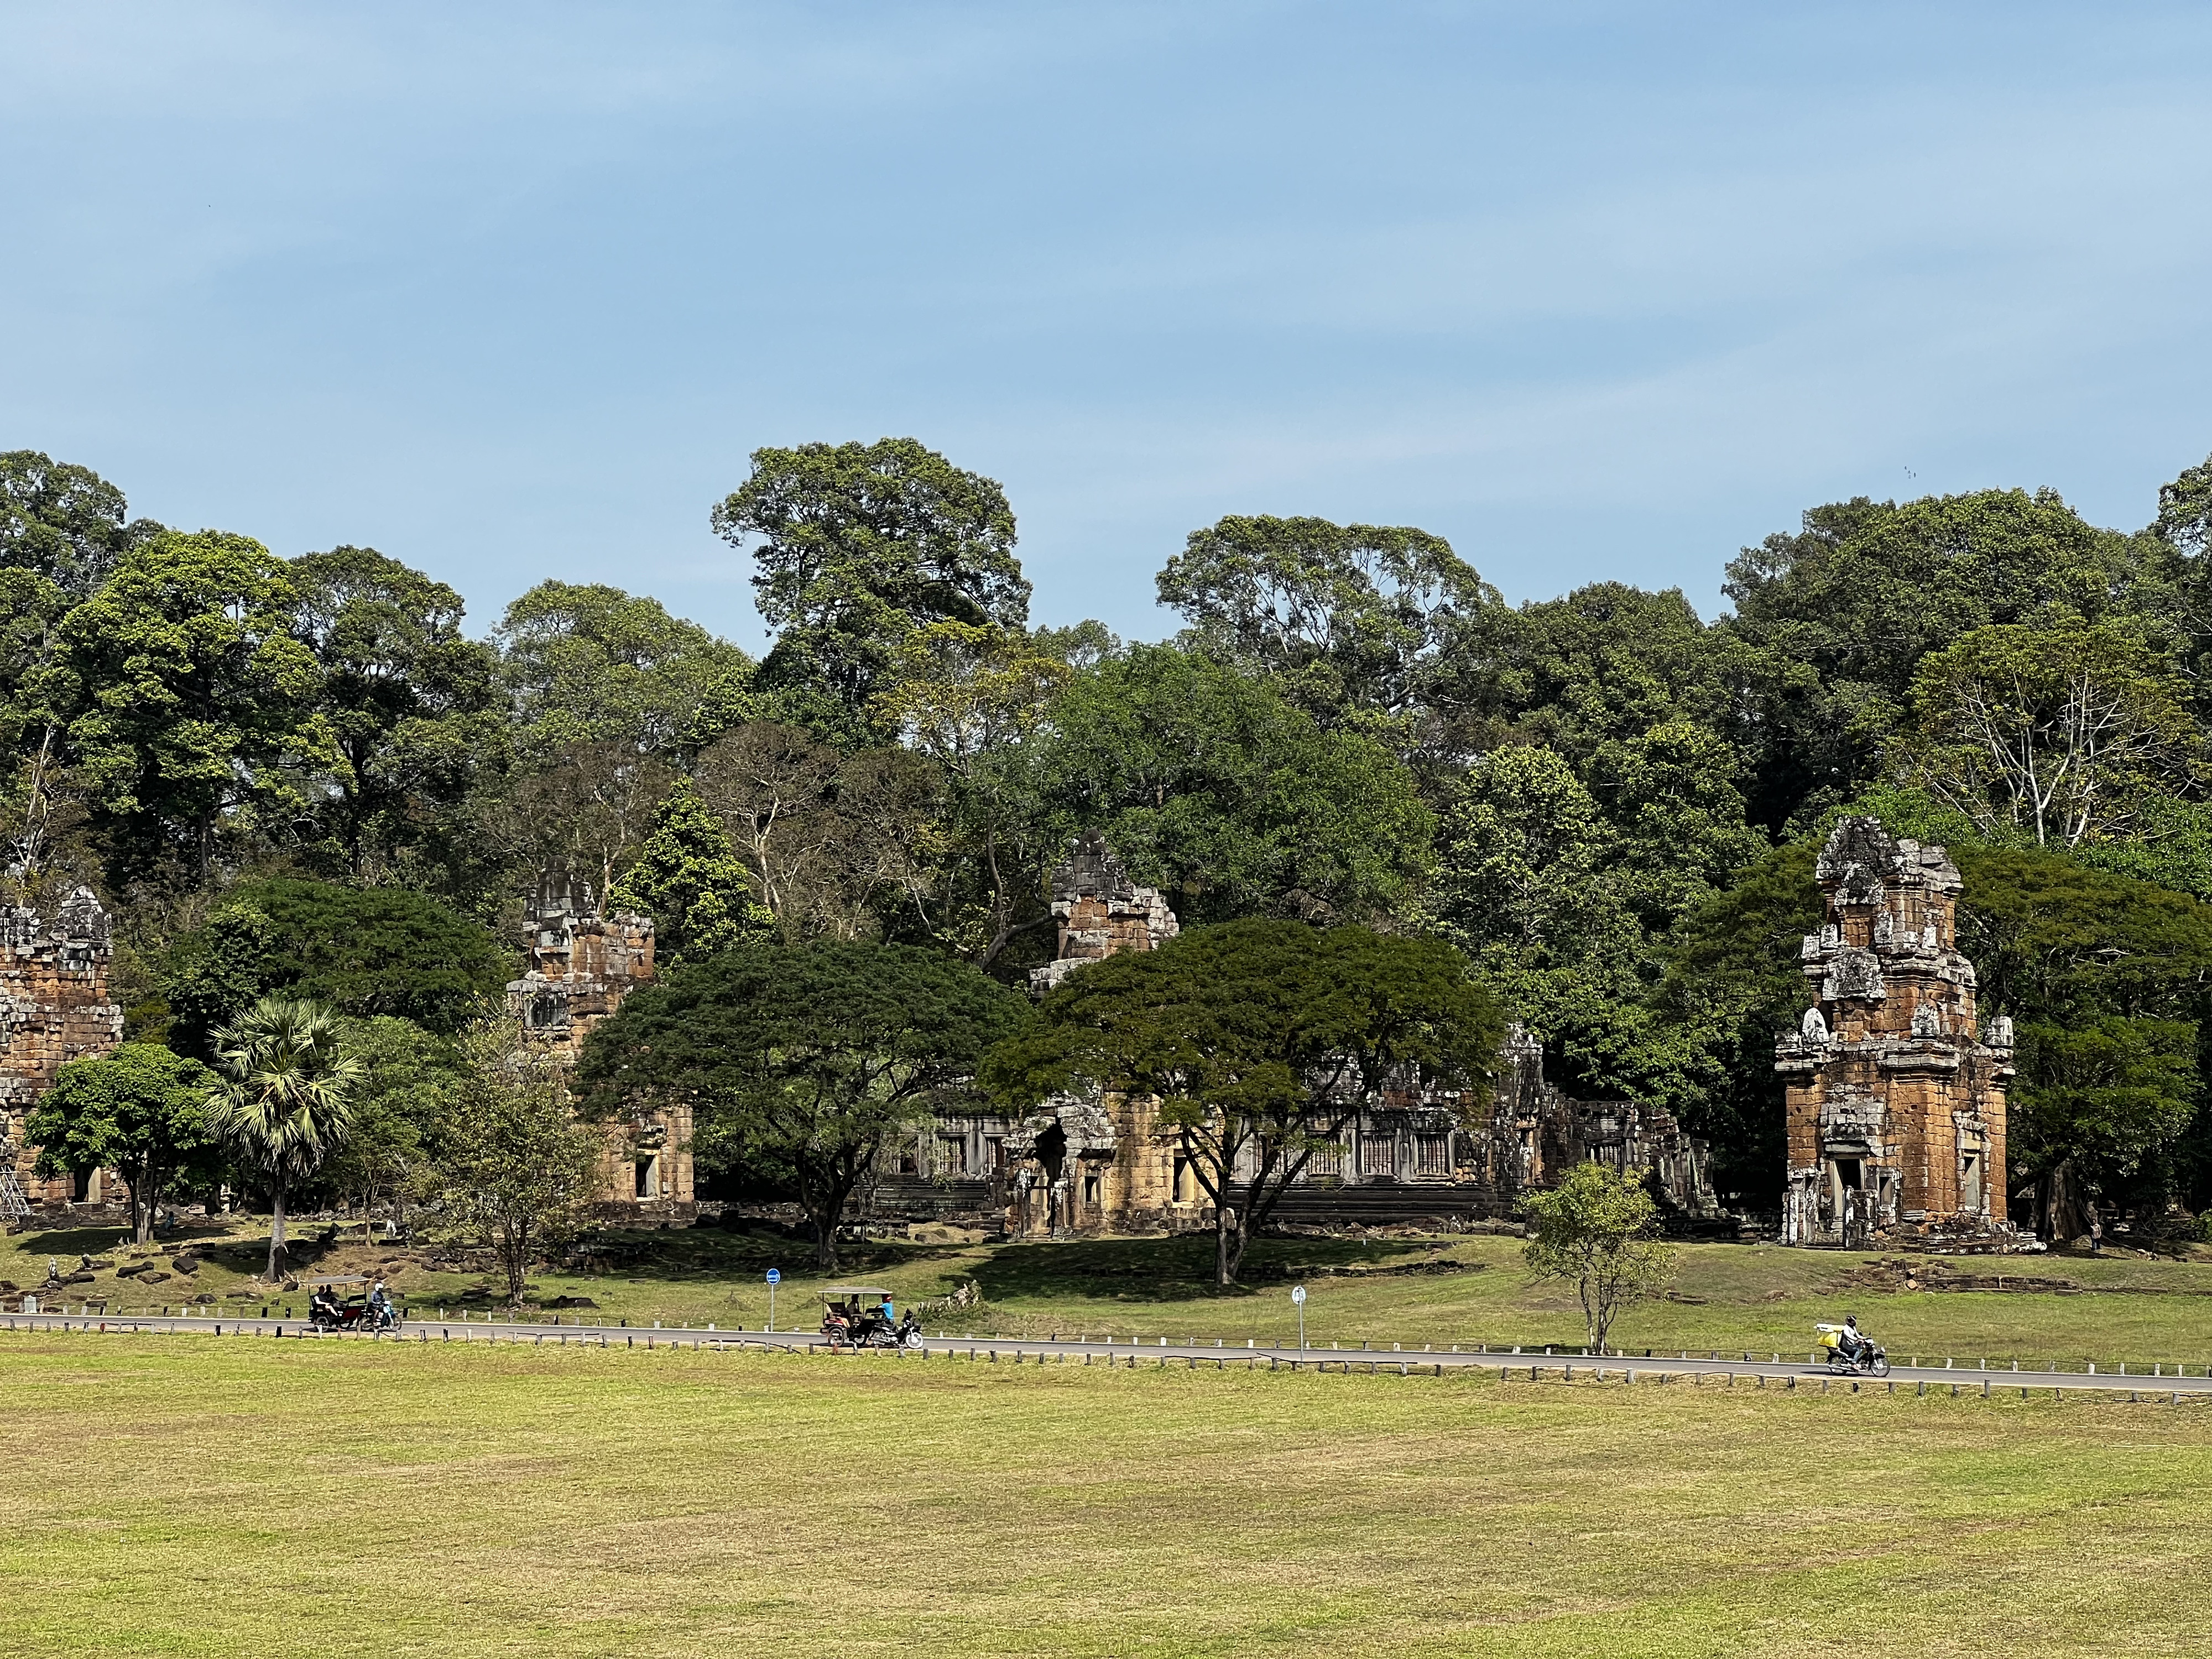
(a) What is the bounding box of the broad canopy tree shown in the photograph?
[27,1044,219,1244]
[1155,514,1500,732]
[984,920,1505,1287]
[576,940,1029,1269]
[713,437,1029,738]
[163,877,513,1058]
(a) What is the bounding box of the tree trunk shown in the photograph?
[503,1217,530,1306]
[266,1178,288,1280]
[130,1166,154,1246]
[1215,1198,1233,1288]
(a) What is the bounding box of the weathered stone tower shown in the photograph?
[1026,831,1180,997]
[1,888,124,1214]
[506,872,693,1218]
[1776,817,2015,1248]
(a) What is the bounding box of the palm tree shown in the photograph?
[204,997,362,1280]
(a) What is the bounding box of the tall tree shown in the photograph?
[1720,488,2157,831]
[50,530,325,889]
[204,996,361,1279]
[712,438,1029,737]
[576,940,1028,1268]
[1155,514,1500,732]
[873,622,1071,967]
[26,1045,220,1244]
[690,722,940,940]
[985,921,1504,1286]
[1901,620,2199,848]
[0,568,82,909]
[606,778,774,971]
[497,581,755,759]
[436,1020,603,1307]
[1030,643,1432,925]
[289,546,503,886]
[319,1016,468,1227]
[164,878,511,1058]
[0,450,159,599]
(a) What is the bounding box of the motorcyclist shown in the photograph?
[1835,1316,1868,1363]
[368,1280,394,1329]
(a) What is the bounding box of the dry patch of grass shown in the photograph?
[2,1331,2209,1657]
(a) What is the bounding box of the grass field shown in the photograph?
[4,1331,2211,1657]
[12,1220,2212,1369]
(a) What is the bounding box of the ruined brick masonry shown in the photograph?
[1777,816,2016,1249]
[507,872,695,1219]
[878,838,1722,1237]
[1,889,125,1212]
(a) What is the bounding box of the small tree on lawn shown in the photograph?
[204,996,361,1279]
[438,1020,603,1307]
[27,1044,220,1244]
[1521,1160,1677,1354]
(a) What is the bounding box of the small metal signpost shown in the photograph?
[1291,1283,1307,1353]
[766,1267,781,1332]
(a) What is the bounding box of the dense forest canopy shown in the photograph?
[9,440,2212,1229]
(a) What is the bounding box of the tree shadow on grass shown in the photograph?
[8,1224,132,1258]
[974,1235,1443,1303]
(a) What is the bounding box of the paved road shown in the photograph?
[8,1310,2210,1397]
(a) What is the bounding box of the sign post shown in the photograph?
[1291,1283,1307,1353]
[765,1267,781,1332]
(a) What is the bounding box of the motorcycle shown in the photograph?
[1816,1322,1890,1377]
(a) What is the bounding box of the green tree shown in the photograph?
[0,567,81,908]
[607,778,773,971]
[25,1044,219,1244]
[1947,843,2212,1231]
[1030,644,1432,924]
[985,921,1504,1286]
[1901,620,2199,848]
[50,530,325,889]
[1155,514,1500,732]
[204,996,362,1279]
[873,622,1072,967]
[319,1016,468,1226]
[691,723,941,941]
[712,438,1029,737]
[436,1020,603,1307]
[497,581,755,759]
[164,878,512,1057]
[0,450,159,599]
[576,940,1028,1268]
[1650,841,1821,1201]
[290,546,503,888]
[1521,1160,1678,1353]
[1720,488,2157,831]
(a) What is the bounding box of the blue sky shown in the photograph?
[6,3,2210,651]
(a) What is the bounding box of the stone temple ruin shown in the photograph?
[1776,816,2017,1249]
[507,872,695,1220]
[2,889,126,1218]
[3,820,2026,1251]
[868,837,1725,1238]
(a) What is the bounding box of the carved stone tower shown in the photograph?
[1776,818,2015,1246]
[1026,831,1180,996]
[506,872,692,1217]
